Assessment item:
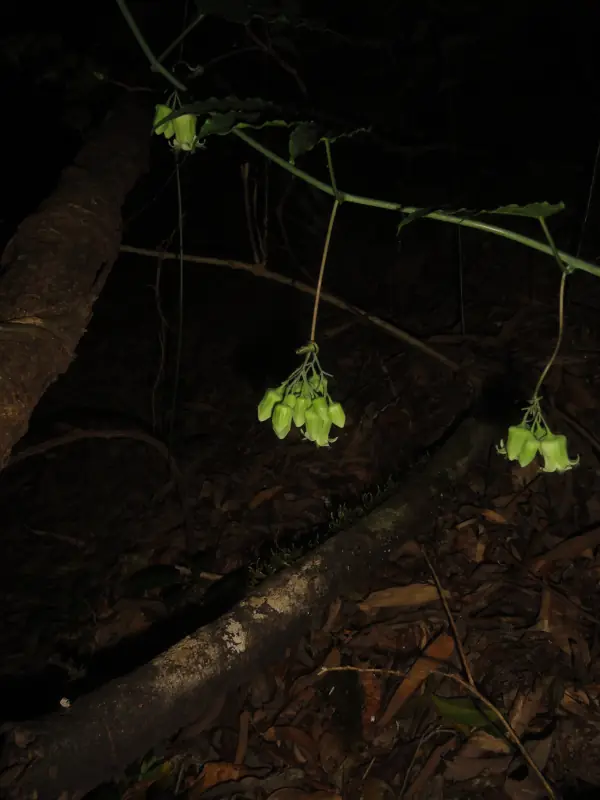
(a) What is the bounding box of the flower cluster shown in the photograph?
[257,343,346,447]
[497,397,578,473]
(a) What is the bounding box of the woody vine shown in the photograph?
[124,1,593,470]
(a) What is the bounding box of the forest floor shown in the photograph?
[1,215,600,799]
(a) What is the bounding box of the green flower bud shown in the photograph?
[292,396,309,427]
[498,425,536,462]
[517,436,539,467]
[153,104,175,138]
[328,401,346,428]
[304,406,322,442]
[271,403,293,439]
[309,373,327,394]
[539,433,579,473]
[257,387,284,422]
[283,392,297,409]
[314,417,333,447]
[172,113,198,151]
[312,396,330,423]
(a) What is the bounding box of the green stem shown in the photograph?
[232,128,600,279]
[156,12,206,65]
[532,269,567,403]
[311,199,339,342]
[309,139,340,343]
[115,0,188,91]
[117,0,599,281]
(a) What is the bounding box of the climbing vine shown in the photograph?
[118,0,598,466]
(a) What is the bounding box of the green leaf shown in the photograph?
[198,110,259,137]
[402,202,566,226]
[397,207,438,233]
[431,695,503,733]
[485,201,565,219]
[289,122,321,163]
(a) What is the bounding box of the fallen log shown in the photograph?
[0,417,495,799]
[0,96,150,468]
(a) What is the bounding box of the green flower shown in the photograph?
[516,436,540,467]
[153,104,175,138]
[257,386,284,422]
[172,113,198,151]
[271,403,293,439]
[498,425,537,463]
[539,433,579,473]
[327,401,346,428]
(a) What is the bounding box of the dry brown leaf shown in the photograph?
[322,598,343,634]
[263,726,319,765]
[194,761,250,792]
[444,752,512,781]
[467,730,511,754]
[404,735,457,799]
[503,734,554,800]
[508,680,548,737]
[533,587,585,657]
[359,583,448,611]
[560,686,596,716]
[318,730,346,774]
[234,710,251,766]
[249,485,283,510]
[455,524,487,563]
[377,633,454,727]
[347,622,420,652]
[481,508,509,525]
[360,669,383,733]
[530,527,600,575]
[491,495,521,521]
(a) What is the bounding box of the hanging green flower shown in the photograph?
[539,433,579,473]
[497,396,579,474]
[256,342,346,447]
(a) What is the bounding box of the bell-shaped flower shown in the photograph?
[539,433,579,473]
[498,425,538,462]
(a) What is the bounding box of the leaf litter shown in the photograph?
[2,232,600,798]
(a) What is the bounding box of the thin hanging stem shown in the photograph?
[168,157,185,446]
[532,268,567,403]
[310,199,339,342]
[309,139,340,343]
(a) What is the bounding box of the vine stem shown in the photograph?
[310,138,340,343]
[310,198,339,342]
[532,268,567,403]
[117,0,599,279]
[233,129,600,280]
[115,0,187,91]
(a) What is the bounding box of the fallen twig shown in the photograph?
[119,245,461,372]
